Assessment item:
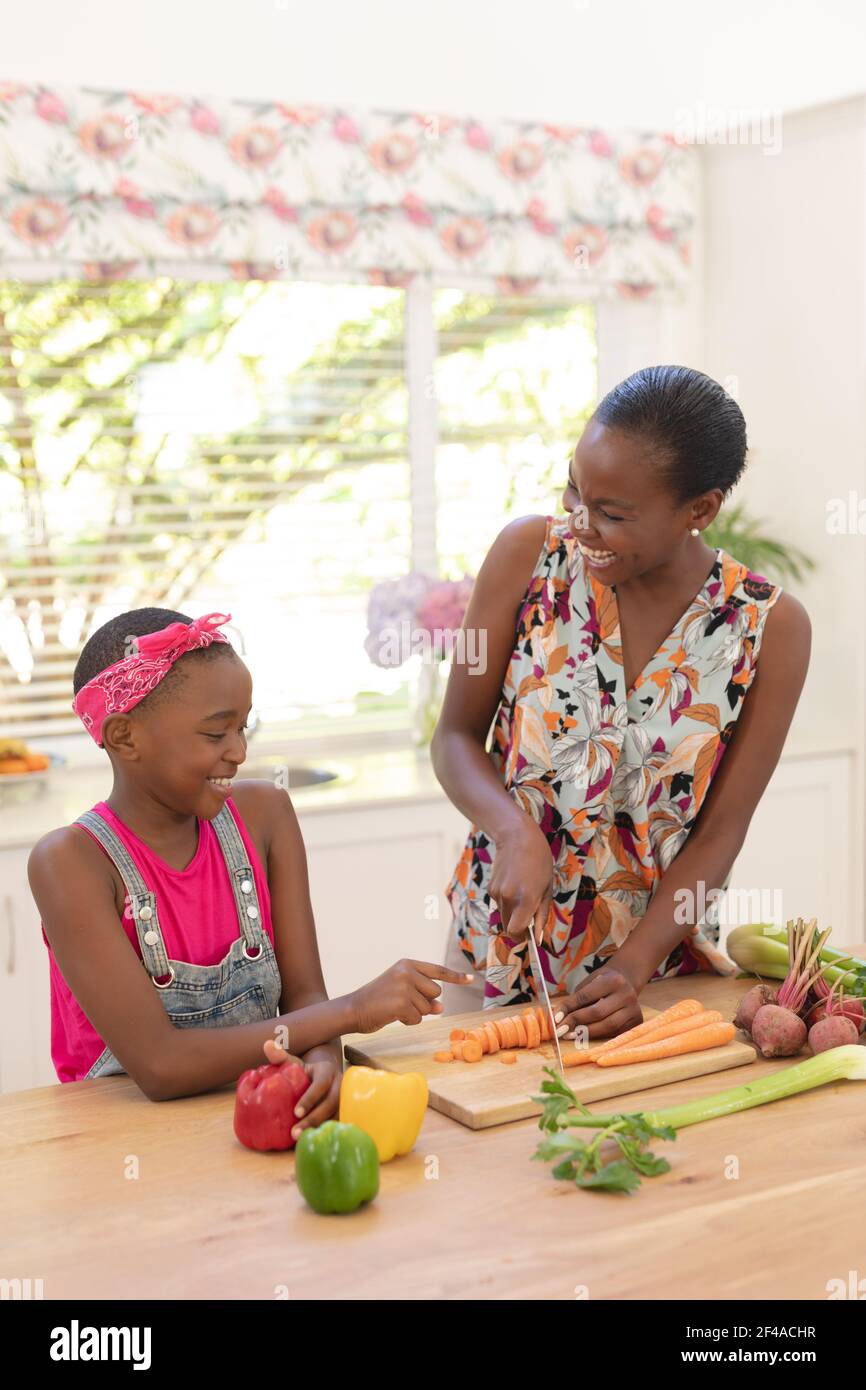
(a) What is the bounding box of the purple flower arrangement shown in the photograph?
[364,572,475,668]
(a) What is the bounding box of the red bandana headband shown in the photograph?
[72,612,233,746]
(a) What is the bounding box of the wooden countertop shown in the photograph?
[3,967,865,1301]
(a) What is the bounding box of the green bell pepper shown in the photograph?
[294,1120,380,1215]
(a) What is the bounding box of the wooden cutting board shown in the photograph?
[343,1002,757,1130]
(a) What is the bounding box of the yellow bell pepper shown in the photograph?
[338,1066,428,1162]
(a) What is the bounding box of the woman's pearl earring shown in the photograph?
[689,527,700,537]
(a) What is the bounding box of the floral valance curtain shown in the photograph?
[0,82,696,295]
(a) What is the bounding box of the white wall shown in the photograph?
[699,95,866,930]
[4,0,866,130]
[701,96,866,757]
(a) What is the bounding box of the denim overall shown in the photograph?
[79,804,282,1079]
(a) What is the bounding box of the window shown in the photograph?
[433,290,596,577]
[0,278,596,742]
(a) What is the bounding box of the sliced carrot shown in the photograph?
[462,1038,483,1063]
[512,1015,528,1048]
[433,1050,454,1063]
[483,1023,500,1054]
[595,999,704,1056]
[451,1042,464,1060]
[499,1017,518,1049]
[535,1006,551,1042]
[449,1028,466,1042]
[523,1010,541,1050]
[499,1051,518,1064]
[464,1028,484,1053]
[491,1018,509,1048]
[595,1021,735,1066]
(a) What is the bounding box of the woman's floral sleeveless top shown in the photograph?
[445,514,783,1006]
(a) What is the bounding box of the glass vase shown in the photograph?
[411,659,448,747]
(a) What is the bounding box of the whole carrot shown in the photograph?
[561,1046,607,1067]
[615,1009,723,1050]
[564,1012,723,1066]
[594,999,704,1055]
[595,1021,735,1067]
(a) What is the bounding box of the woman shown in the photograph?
[431,364,811,1042]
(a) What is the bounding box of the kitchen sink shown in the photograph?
[235,760,350,791]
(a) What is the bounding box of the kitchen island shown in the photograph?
[3,969,865,1301]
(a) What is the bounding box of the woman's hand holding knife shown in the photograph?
[489,813,643,1042]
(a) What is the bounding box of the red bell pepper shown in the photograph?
[233,1060,311,1151]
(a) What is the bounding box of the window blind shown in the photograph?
[0,279,410,737]
[0,279,597,741]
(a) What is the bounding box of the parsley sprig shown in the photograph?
[531,1067,677,1194]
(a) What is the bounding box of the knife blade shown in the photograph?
[526,928,565,1076]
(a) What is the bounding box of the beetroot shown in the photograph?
[806,999,866,1032]
[734,983,777,1035]
[750,918,840,1057]
[750,1003,807,1058]
[808,1014,859,1054]
[807,974,866,1034]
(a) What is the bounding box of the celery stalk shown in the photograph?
[545,1045,866,1133]
[725,925,789,980]
[533,1047,866,1192]
[647,1045,866,1130]
[726,923,866,993]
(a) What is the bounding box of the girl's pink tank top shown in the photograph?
[41,797,274,1083]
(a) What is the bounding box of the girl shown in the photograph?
[433,365,811,1040]
[28,608,471,1131]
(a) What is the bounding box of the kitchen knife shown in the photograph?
[526,927,565,1076]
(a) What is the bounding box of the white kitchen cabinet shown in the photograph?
[0,847,56,1093]
[0,746,855,1094]
[303,752,860,995]
[722,751,855,949]
[298,799,471,999]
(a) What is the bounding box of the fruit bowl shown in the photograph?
[0,751,66,806]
